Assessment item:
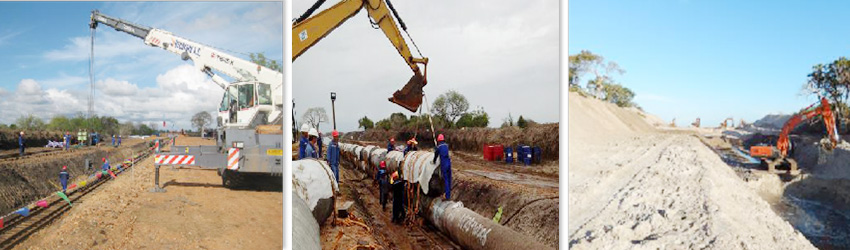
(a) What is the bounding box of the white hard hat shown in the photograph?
[300,123,310,132]
[308,128,318,137]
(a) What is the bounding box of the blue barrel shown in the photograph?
[504,147,513,163]
[533,146,542,164]
[515,145,524,162]
[522,146,531,166]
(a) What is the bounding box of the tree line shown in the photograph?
[2,113,157,135]
[569,50,639,109]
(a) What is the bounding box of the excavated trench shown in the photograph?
[706,134,850,249]
[0,139,151,215]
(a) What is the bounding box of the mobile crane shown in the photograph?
[292,0,429,112]
[89,11,283,187]
[749,97,839,175]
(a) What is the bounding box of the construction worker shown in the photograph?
[299,124,310,159]
[390,170,406,224]
[387,138,395,151]
[326,130,341,184]
[59,165,70,192]
[63,132,71,151]
[378,161,389,211]
[112,135,116,147]
[102,157,110,171]
[18,131,25,156]
[404,137,418,156]
[117,135,122,146]
[432,134,452,200]
[317,131,324,158]
[305,128,319,158]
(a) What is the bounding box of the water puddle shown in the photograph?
[775,194,850,249]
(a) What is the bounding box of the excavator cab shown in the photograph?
[390,72,426,112]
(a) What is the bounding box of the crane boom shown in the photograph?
[292,0,429,112]
[90,10,283,128]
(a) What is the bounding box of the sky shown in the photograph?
[292,0,560,133]
[0,2,283,130]
[569,1,850,128]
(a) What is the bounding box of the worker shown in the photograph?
[112,135,116,147]
[390,170,406,224]
[387,138,395,151]
[59,165,70,192]
[305,128,319,158]
[101,157,110,171]
[432,134,452,200]
[18,131,25,156]
[317,131,324,158]
[63,132,71,151]
[299,124,310,159]
[378,161,388,211]
[117,135,122,146]
[404,137,418,156]
[326,130,341,184]
[92,132,99,147]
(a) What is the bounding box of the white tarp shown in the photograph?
[292,159,338,212]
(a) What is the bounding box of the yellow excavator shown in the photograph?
[292,0,429,112]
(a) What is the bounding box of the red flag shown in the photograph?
[69,184,77,189]
[0,217,4,229]
[36,200,48,208]
[108,170,117,178]
[95,172,102,179]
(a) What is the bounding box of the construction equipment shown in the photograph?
[90,10,283,129]
[720,118,734,129]
[292,0,429,112]
[89,11,283,187]
[749,97,839,174]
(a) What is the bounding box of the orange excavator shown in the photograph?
[749,97,839,175]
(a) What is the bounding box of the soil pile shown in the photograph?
[754,114,792,129]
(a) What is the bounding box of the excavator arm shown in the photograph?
[775,97,839,157]
[292,0,429,112]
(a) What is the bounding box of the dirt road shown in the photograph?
[14,136,282,250]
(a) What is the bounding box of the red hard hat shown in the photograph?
[102,157,106,162]
[62,165,67,170]
[437,134,445,141]
[380,161,386,168]
[332,130,339,137]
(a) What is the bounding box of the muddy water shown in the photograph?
[774,194,850,249]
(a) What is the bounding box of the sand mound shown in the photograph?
[568,92,655,141]
[754,114,792,129]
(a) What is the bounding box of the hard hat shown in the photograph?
[437,134,445,141]
[332,130,339,137]
[62,165,67,170]
[308,128,318,137]
[102,157,106,162]
[380,161,386,168]
[390,138,395,143]
[300,123,310,132]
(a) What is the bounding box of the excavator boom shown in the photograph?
[292,0,428,112]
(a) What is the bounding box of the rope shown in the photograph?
[421,94,437,146]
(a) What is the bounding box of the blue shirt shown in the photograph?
[18,135,24,146]
[305,143,317,159]
[434,142,451,167]
[59,170,69,183]
[102,162,110,171]
[387,142,394,151]
[327,141,340,166]
[299,136,308,160]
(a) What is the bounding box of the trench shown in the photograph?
[706,135,850,249]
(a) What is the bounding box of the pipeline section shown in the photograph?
[337,142,552,250]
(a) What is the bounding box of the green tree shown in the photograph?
[250,52,282,73]
[389,112,407,129]
[47,115,71,131]
[601,82,636,107]
[191,111,213,136]
[805,57,850,132]
[432,90,469,127]
[456,108,489,128]
[517,115,527,128]
[16,114,45,131]
[358,116,374,130]
[376,119,392,130]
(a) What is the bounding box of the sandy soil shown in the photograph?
[568,92,815,249]
[14,136,283,250]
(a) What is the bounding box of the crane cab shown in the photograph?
[218,81,277,129]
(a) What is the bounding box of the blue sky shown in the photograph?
[0,2,282,130]
[569,1,850,127]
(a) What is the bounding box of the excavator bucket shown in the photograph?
[389,72,426,112]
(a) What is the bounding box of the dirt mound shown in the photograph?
[0,139,150,215]
[345,123,559,161]
[794,139,850,179]
[754,114,792,129]
[568,92,655,141]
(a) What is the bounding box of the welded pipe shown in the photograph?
[292,159,338,226]
[293,192,321,250]
[336,143,552,250]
